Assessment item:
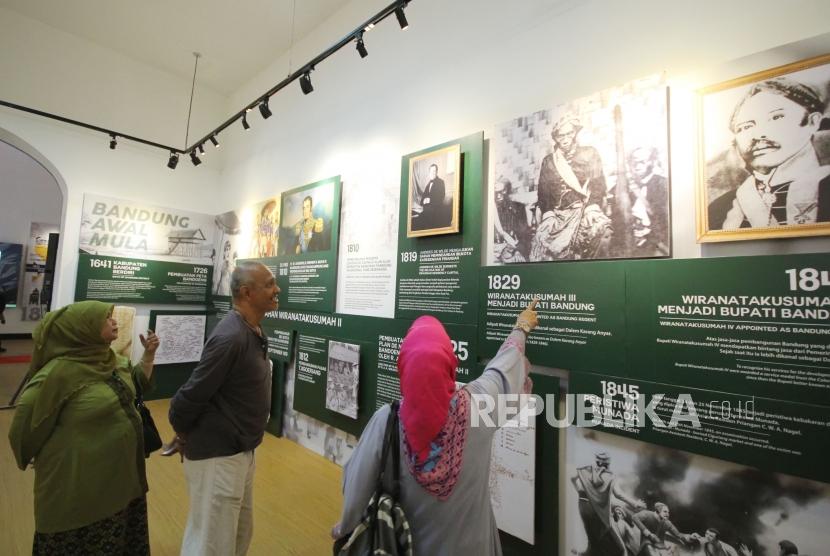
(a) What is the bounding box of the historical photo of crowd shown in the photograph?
[325,340,360,419]
[699,56,830,241]
[566,428,830,556]
[491,76,670,263]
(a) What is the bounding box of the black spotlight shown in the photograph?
[167,151,179,170]
[198,144,206,156]
[242,113,250,130]
[190,150,202,166]
[356,36,368,58]
[395,5,408,30]
[300,72,314,95]
[259,98,272,119]
[109,134,117,150]
[209,135,220,148]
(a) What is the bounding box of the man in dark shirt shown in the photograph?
[169,261,280,555]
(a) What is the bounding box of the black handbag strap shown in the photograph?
[131,371,145,406]
[375,400,400,499]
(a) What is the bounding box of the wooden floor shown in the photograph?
[1,396,344,555]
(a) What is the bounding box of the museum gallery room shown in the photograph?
[1,0,830,555]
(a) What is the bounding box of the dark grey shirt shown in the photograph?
[169,311,272,460]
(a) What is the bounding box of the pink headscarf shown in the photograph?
[396,315,458,463]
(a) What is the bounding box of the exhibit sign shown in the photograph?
[626,252,830,405]
[570,372,830,484]
[478,262,627,372]
[21,222,58,321]
[490,74,670,264]
[79,194,215,264]
[261,323,294,364]
[336,169,399,318]
[75,253,211,304]
[275,177,342,313]
[396,132,484,324]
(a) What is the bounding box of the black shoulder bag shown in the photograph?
[133,374,162,458]
[334,400,413,556]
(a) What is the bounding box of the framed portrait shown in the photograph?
[407,144,461,238]
[697,53,830,242]
[490,74,670,263]
[278,179,336,256]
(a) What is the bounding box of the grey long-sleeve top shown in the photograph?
[168,310,271,460]
[335,330,528,556]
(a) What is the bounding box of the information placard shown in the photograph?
[274,177,342,313]
[571,372,830,484]
[626,253,830,405]
[395,133,484,324]
[479,262,627,372]
[75,254,211,304]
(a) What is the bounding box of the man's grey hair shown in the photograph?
[230,261,265,300]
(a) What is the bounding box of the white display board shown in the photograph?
[490,415,536,545]
[152,314,207,365]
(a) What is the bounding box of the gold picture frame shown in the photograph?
[406,144,462,238]
[696,53,830,242]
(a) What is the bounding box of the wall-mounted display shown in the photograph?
[407,144,461,237]
[491,74,669,263]
[325,340,360,419]
[566,427,830,556]
[251,196,281,258]
[79,194,215,265]
[75,253,211,304]
[211,210,242,297]
[626,253,830,406]
[152,313,207,365]
[270,177,341,313]
[396,133,483,324]
[698,54,830,242]
[21,222,58,320]
[0,242,22,307]
[336,170,399,318]
[279,179,336,256]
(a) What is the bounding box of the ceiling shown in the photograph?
[0,0,350,96]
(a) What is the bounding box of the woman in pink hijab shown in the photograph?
[333,301,538,555]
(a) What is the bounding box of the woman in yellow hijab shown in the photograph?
[8,300,159,555]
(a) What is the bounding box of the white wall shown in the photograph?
[0,140,61,334]
[0,6,227,147]
[0,113,222,350]
[217,0,830,259]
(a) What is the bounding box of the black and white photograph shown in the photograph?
[491,75,669,263]
[324,340,360,419]
[407,144,461,238]
[211,210,242,296]
[698,54,830,242]
[566,427,830,556]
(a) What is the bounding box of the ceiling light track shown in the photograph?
[0,0,412,168]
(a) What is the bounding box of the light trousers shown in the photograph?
[181,451,255,556]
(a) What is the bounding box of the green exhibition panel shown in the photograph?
[273,176,342,313]
[478,262,628,373]
[76,253,212,304]
[374,320,479,409]
[261,323,295,364]
[626,252,830,406]
[570,372,830,484]
[395,133,484,325]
